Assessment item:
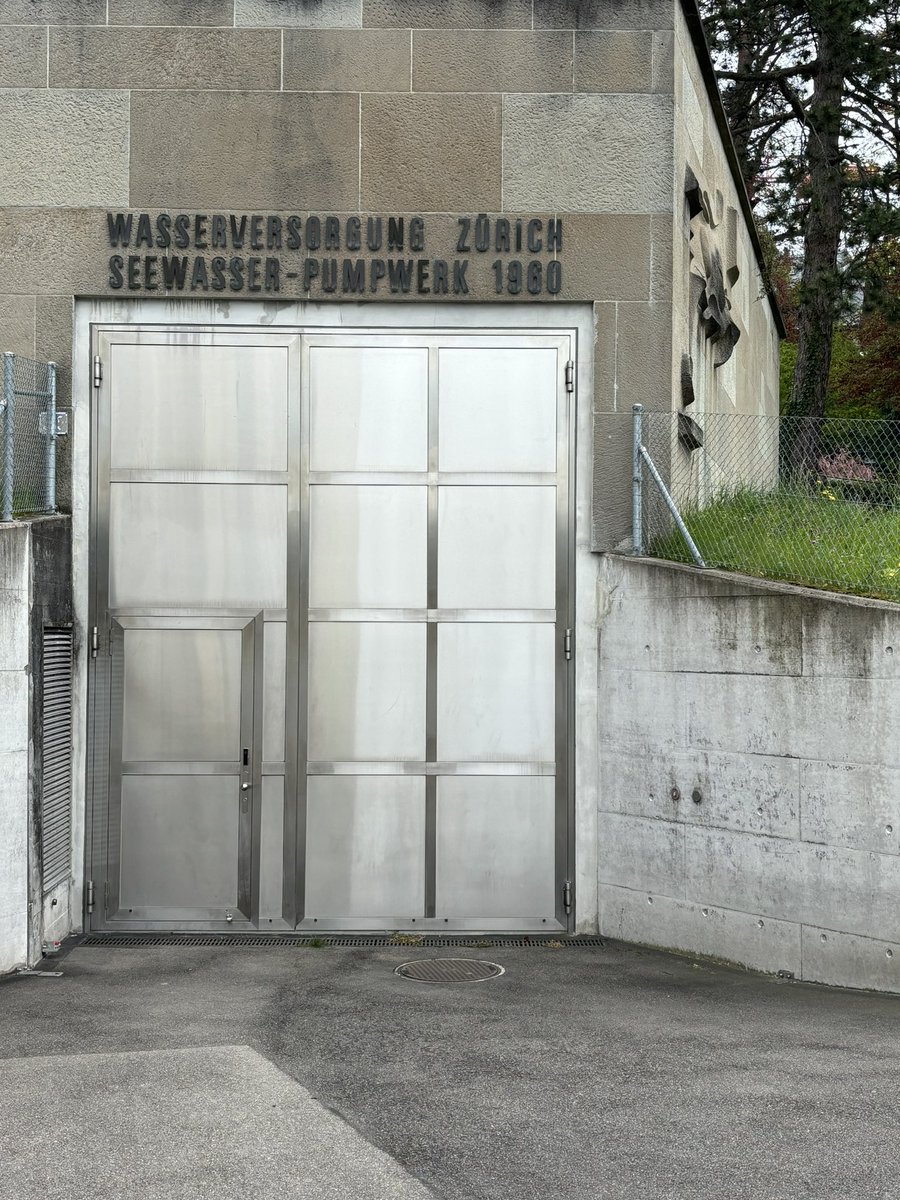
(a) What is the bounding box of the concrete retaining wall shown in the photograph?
[597,555,900,993]
[0,516,73,973]
[0,523,31,972]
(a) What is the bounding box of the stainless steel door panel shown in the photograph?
[91,323,571,933]
[122,628,242,761]
[109,482,287,609]
[437,486,556,610]
[110,343,289,471]
[435,776,556,919]
[438,347,558,473]
[308,485,427,608]
[119,775,239,910]
[305,776,425,918]
[262,622,286,765]
[436,623,556,761]
[259,775,285,922]
[306,622,427,761]
[309,346,428,471]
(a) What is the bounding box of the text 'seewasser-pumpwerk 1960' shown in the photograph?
[0,0,780,967]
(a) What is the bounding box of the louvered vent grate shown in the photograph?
[41,627,73,892]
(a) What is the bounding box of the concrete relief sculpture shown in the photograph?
[685,170,741,371]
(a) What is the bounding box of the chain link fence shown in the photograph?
[631,406,900,602]
[1,352,62,520]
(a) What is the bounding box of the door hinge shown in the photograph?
[92,355,102,388]
[564,628,572,660]
[563,880,573,914]
[90,625,99,658]
[86,879,95,914]
[565,360,575,393]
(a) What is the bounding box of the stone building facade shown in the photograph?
[0,0,781,967]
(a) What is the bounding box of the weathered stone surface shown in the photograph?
[597,812,684,895]
[503,94,673,212]
[361,95,501,211]
[108,0,234,22]
[600,747,801,839]
[557,214,651,302]
[651,29,675,92]
[35,295,73,510]
[613,300,673,410]
[591,418,633,549]
[0,295,35,358]
[0,0,104,21]
[413,30,572,93]
[600,884,801,976]
[650,212,673,302]
[50,28,281,90]
[0,91,129,207]
[0,209,105,295]
[574,30,652,92]
[284,28,410,91]
[0,26,45,87]
[802,926,900,994]
[534,0,675,29]
[364,0,531,28]
[800,760,900,856]
[130,92,360,209]
[236,0,362,27]
[591,302,617,412]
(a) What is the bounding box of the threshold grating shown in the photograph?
[79,934,606,949]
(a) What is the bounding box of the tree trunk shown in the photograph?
[786,24,845,472]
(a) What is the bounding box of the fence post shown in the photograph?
[632,403,643,555]
[2,353,13,522]
[46,361,57,513]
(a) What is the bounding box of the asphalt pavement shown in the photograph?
[1,939,898,1199]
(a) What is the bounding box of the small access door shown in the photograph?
[88,330,299,928]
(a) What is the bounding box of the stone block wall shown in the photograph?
[0,0,778,549]
[597,555,900,993]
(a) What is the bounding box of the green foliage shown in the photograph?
[779,342,797,413]
[650,486,900,602]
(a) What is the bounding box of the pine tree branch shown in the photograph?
[716,62,818,82]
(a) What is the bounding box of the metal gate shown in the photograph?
[88,325,573,931]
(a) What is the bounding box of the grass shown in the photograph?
[649,485,900,603]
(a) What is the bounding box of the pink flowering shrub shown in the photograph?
[816,449,876,481]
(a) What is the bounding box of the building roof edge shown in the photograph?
[679,0,787,339]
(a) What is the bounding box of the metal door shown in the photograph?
[295,332,572,931]
[89,324,572,932]
[89,330,300,928]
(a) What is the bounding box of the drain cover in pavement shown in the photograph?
[395,958,505,983]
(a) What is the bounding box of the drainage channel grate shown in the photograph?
[396,958,505,983]
[80,934,606,950]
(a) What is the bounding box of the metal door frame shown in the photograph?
[81,308,585,934]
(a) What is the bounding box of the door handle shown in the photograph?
[241,782,250,791]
